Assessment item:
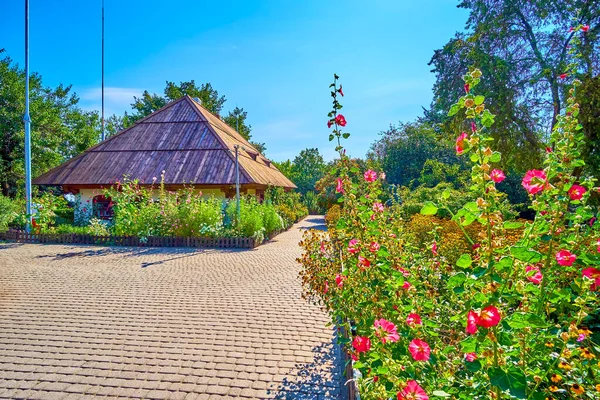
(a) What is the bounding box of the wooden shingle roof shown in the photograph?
[33,96,296,189]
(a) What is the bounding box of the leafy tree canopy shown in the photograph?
[275,148,326,195]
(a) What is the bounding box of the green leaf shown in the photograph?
[474,95,485,105]
[463,202,479,213]
[461,212,477,226]
[456,254,472,268]
[342,133,350,139]
[495,257,513,272]
[441,189,451,200]
[420,201,438,216]
[508,313,550,329]
[490,152,501,163]
[503,221,523,229]
[510,246,543,263]
[465,359,481,373]
[460,336,477,353]
[448,103,461,116]
[328,134,334,141]
[447,272,466,289]
[488,367,527,399]
[432,390,452,397]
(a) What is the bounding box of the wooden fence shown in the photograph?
[0,230,258,249]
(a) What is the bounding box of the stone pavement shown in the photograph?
[0,216,346,399]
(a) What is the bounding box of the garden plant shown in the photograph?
[299,25,599,399]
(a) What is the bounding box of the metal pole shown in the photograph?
[235,145,240,222]
[24,0,32,232]
[101,0,105,141]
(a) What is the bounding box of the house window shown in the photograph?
[92,195,113,219]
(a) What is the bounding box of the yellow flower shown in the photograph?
[581,348,595,360]
[550,374,562,383]
[475,104,485,113]
[596,384,600,392]
[571,384,584,395]
[545,342,555,348]
[558,361,572,370]
[549,386,560,392]
[464,98,475,108]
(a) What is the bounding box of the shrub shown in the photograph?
[324,204,341,228]
[0,194,19,232]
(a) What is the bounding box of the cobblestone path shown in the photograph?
[0,216,345,399]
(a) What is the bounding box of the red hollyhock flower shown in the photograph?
[338,85,344,97]
[336,178,345,194]
[348,239,359,254]
[559,73,568,79]
[431,242,438,256]
[556,250,576,266]
[477,306,501,328]
[374,318,400,344]
[582,25,590,32]
[358,256,371,268]
[545,147,553,153]
[465,352,477,362]
[471,121,477,133]
[408,339,431,361]
[568,184,586,200]
[525,265,543,285]
[397,380,428,400]
[402,281,412,290]
[596,239,600,253]
[327,120,333,128]
[464,83,470,94]
[490,169,506,183]
[455,132,469,155]
[369,241,380,253]
[522,169,547,195]
[335,274,345,288]
[406,313,422,327]
[372,202,384,213]
[569,27,575,32]
[466,310,479,334]
[324,281,329,294]
[335,114,347,127]
[582,267,600,290]
[364,169,378,182]
[352,336,371,353]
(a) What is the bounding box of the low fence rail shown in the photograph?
[0,230,258,249]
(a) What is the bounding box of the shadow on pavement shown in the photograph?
[271,337,348,399]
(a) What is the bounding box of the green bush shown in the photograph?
[0,194,19,232]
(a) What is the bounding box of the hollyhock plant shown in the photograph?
[336,177,345,194]
[409,339,431,361]
[582,268,600,290]
[406,313,422,327]
[431,242,438,256]
[560,73,568,79]
[477,306,501,328]
[556,250,576,266]
[568,184,586,200]
[369,241,380,253]
[338,85,344,97]
[466,310,479,334]
[327,120,333,128]
[364,169,378,182]
[348,239,359,254]
[455,132,468,155]
[397,380,428,400]
[372,202,384,213]
[374,318,400,343]
[582,25,589,32]
[335,274,345,288]
[465,352,477,362]
[352,336,371,353]
[358,256,371,268]
[335,114,347,127]
[490,169,506,183]
[522,169,547,194]
[525,265,543,285]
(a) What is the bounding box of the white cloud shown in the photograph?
[78,87,143,116]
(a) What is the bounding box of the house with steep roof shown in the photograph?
[33,96,295,217]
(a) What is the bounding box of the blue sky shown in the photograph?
[1,1,468,162]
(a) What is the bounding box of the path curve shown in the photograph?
[0,216,344,399]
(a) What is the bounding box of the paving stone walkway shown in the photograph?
[0,216,345,399]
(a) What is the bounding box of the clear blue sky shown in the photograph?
[1,1,468,162]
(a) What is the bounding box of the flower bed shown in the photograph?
[299,29,599,400]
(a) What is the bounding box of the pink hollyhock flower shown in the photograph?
[464,83,470,93]
[364,169,378,182]
[398,267,410,277]
[477,305,501,328]
[569,27,575,32]
[546,147,553,153]
[490,169,506,183]
[352,336,371,353]
[568,184,586,200]
[335,274,345,288]
[335,114,347,127]
[455,132,468,155]
[556,250,576,266]
[402,281,412,290]
[338,85,344,97]
[370,213,376,221]
[472,243,481,251]
[372,202,384,213]
[336,178,345,194]
[596,239,600,253]
[582,25,590,32]
[374,318,400,344]
[431,242,438,256]
[525,265,543,285]
[466,310,479,334]
[577,334,586,342]
[397,380,428,400]
[406,313,422,327]
[324,281,329,294]
[559,73,568,79]
[408,339,431,361]
[348,239,359,254]
[327,120,333,128]
[464,352,477,362]
[358,256,371,268]
[320,241,326,253]
[369,241,380,253]
[582,267,600,290]
[471,121,477,133]
[522,169,547,195]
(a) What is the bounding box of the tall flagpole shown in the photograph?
[24,0,32,232]
[101,0,105,141]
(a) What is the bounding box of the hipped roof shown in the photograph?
[33,96,296,189]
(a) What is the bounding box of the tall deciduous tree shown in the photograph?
[0,50,99,197]
[274,149,326,195]
[427,0,600,170]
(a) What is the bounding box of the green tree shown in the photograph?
[427,0,600,171]
[290,148,326,194]
[0,49,99,197]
